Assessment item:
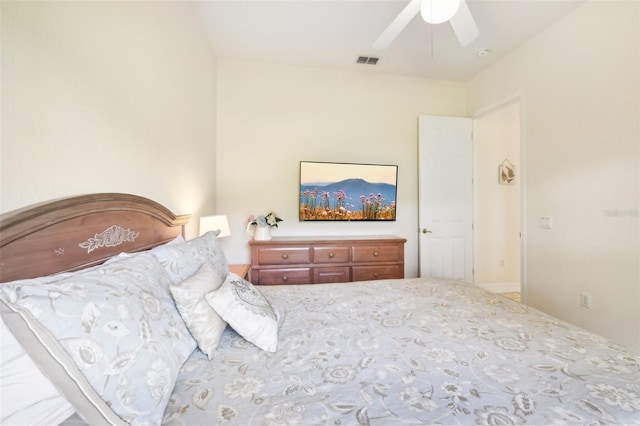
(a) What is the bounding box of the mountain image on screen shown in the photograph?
[300,178,397,221]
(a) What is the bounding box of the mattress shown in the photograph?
[163,277,640,425]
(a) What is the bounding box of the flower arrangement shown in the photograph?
[248,212,283,228]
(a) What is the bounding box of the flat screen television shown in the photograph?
[299,161,398,221]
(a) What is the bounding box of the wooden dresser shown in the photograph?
[249,236,406,285]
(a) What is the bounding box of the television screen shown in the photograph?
[299,161,398,221]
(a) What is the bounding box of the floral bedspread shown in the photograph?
[163,278,640,425]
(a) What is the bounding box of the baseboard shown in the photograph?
[478,282,520,293]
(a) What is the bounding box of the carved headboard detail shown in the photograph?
[0,193,190,283]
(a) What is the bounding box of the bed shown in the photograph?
[1,193,639,426]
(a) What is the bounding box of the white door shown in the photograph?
[418,115,473,282]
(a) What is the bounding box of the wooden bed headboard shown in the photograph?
[0,193,190,283]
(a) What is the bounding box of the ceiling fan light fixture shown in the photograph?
[420,0,461,24]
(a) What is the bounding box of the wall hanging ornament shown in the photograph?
[499,159,515,184]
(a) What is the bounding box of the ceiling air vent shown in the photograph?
[356,56,379,65]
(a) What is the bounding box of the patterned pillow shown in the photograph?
[0,253,197,426]
[0,264,116,426]
[205,273,278,352]
[170,263,227,359]
[151,231,229,285]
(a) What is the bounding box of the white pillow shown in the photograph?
[1,317,75,426]
[151,231,229,285]
[205,273,279,353]
[170,263,227,359]
[104,234,185,264]
[0,268,99,426]
[0,253,197,426]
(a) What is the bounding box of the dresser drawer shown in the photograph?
[256,268,312,285]
[250,236,406,285]
[352,265,403,281]
[256,247,311,265]
[314,266,350,283]
[313,246,350,263]
[352,245,400,263]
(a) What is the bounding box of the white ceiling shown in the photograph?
[193,0,584,81]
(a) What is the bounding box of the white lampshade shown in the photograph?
[420,0,461,24]
[199,215,231,238]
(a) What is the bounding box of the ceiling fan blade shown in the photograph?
[373,0,421,50]
[449,0,479,46]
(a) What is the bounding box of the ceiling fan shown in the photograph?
[373,0,479,49]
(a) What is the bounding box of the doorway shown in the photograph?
[473,100,522,300]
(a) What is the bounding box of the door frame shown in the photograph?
[471,93,527,303]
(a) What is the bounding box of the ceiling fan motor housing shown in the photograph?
[420,0,461,24]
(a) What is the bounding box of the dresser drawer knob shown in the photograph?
[328,252,335,258]
[282,254,288,259]
[373,251,379,257]
[374,272,379,277]
[282,275,288,282]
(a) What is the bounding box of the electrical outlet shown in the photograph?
[539,217,553,229]
[580,292,592,308]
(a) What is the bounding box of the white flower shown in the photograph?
[224,377,265,399]
[266,402,305,422]
[67,338,103,369]
[250,212,282,228]
[105,352,137,375]
[146,359,171,400]
[140,292,161,317]
[193,388,215,409]
[399,387,438,412]
[474,405,526,425]
[81,303,101,333]
[482,364,520,384]
[381,317,405,327]
[116,375,134,407]
[493,337,528,352]
[217,405,238,422]
[323,364,357,384]
[587,383,640,412]
[585,356,631,374]
[422,347,456,363]
[441,381,465,395]
[512,393,536,415]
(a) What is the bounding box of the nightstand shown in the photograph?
[229,263,251,280]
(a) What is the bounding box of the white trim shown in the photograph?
[478,282,521,293]
[472,92,522,120]
[471,92,527,304]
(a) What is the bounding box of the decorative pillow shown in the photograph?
[170,263,227,359]
[151,231,229,285]
[0,266,111,426]
[0,253,197,426]
[205,273,279,353]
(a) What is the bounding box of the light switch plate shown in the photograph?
[539,216,552,229]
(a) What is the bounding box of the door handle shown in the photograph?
[421,228,432,234]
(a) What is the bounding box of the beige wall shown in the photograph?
[474,101,521,291]
[3,0,638,349]
[215,59,467,276]
[468,1,639,348]
[1,1,218,236]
